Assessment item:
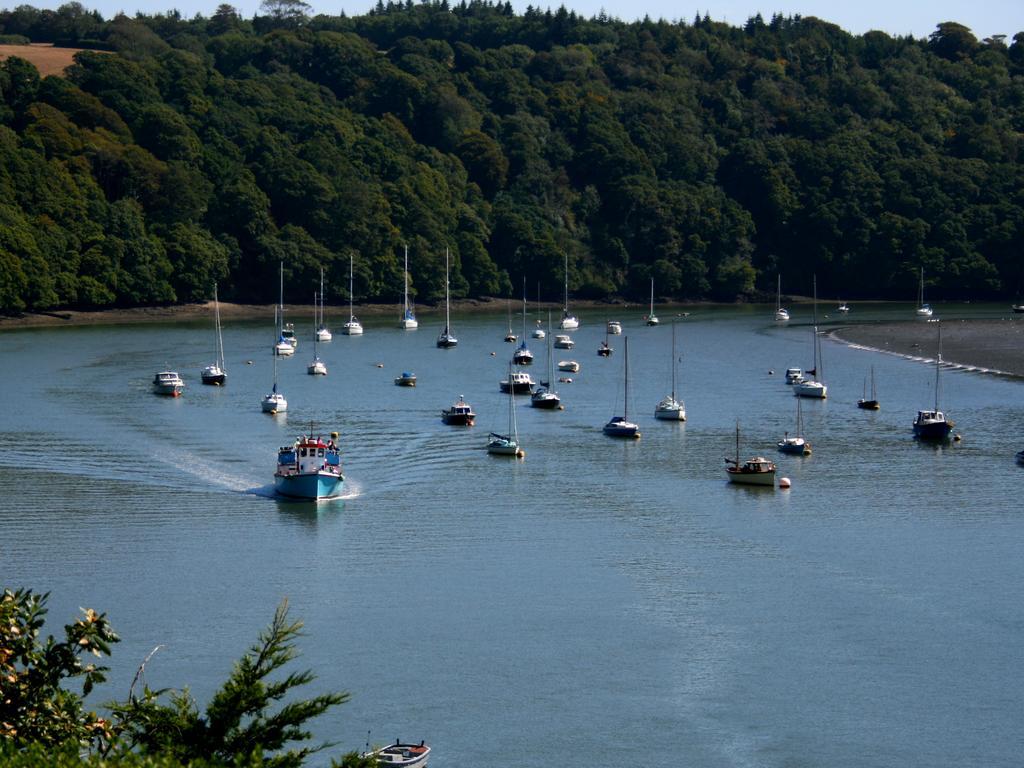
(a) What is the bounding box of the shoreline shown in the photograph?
[830,319,1024,379]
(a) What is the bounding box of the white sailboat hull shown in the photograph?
[793,381,827,398]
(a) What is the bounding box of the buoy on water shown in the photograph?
[376,363,384,368]
[490,351,496,356]
[954,433,962,442]
[768,369,774,375]
[779,477,792,489]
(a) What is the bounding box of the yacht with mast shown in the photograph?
[857,367,880,410]
[778,397,811,455]
[307,293,327,375]
[654,321,685,420]
[201,283,227,385]
[775,274,790,322]
[315,268,332,342]
[342,254,363,335]
[437,247,458,348]
[274,263,295,356]
[531,311,561,409]
[725,422,776,486]
[603,336,640,438]
[913,321,954,440]
[559,253,579,330]
[262,311,288,413]
[916,267,933,317]
[644,278,659,326]
[513,279,534,366]
[399,244,418,330]
[793,277,827,399]
[488,363,525,457]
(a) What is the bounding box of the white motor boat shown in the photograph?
[553,334,574,349]
[784,367,804,384]
[153,371,184,396]
[558,360,580,373]
[607,320,622,334]
[500,370,535,394]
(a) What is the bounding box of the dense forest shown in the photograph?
[0,1,1022,312]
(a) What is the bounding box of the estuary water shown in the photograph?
[2,302,1023,767]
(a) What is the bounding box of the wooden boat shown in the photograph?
[362,741,430,768]
[726,423,776,486]
[201,283,227,385]
[441,395,474,425]
[654,320,685,421]
[913,321,954,440]
[603,337,640,438]
[436,248,458,348]
[857,367,880,410]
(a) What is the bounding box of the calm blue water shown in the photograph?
[2,301,1023,767]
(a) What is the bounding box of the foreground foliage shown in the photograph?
[0,4,1022,312]
[1,589,368,766]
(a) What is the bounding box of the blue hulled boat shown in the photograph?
[274,432,344,500]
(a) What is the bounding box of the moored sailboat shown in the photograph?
[342,254,364,335]
[913,321,954,440]
[316,268,332,341]
[603,336,640,438]
[793,277,827,399]
[916,267,933,317]
[201,283,227,385]
[725,422,776,486]
[307,293,327,375]
[644,278,659,326]
[399,244,418,330]
[559,253,579,330]
[775,274,790,322]
[512,278,534,365]
[489,363,525,457]
[531,311,560,409]
[654,320,685,420]
[436,247,458,348]
[778,397,811,455]
[857,367,880,410]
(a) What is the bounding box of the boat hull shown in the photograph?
[513,351,534,365]
[262,394,287,413]
[777,439,811,455]
[400,319,419,330]
[559,316,579,331]
[654,406,685,420]
[530,391,560,409]
[316,329,332,342]
[913,420,952,440]
[436,334,458,348]
[604,418,640,438]
[441,412,474,426]
[793,381,827,398]
[342,323,363,335]
[153,384,183,396]
[274,471,344,500]
[201,370,226,386]
[726,468,776,486]
[500,381,534,394]
[857,399,880,410]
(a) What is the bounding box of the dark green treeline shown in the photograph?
[1,2,1022,312]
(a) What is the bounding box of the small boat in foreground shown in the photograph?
[725,423,775,486]
[394,371,417,387]
[441,395,475,425]
[274,431,344,500]
[153,371,184,396]
[362,741,430,768]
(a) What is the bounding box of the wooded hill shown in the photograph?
[1,2,1022,312]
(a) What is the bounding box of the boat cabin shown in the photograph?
[277,436,341,477]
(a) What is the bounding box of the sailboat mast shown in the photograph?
[563,253,568,313]
[522,277,527,339]
[349,255,354,320]
[445,247,451,331]
[213,283,224,368]
[279,262,284,331]
[670,320,676,399]
[403,244,409,316]
[935,321,942,411]
[624,336,630,421]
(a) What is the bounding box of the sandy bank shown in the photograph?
[830,319,1024,378]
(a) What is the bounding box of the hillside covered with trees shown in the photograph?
[0,1,1022,312]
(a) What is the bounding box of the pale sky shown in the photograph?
[13,0,1024,40]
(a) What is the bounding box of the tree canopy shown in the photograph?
[0,3,1022,312]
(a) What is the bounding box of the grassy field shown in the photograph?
[0,43,92,76]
